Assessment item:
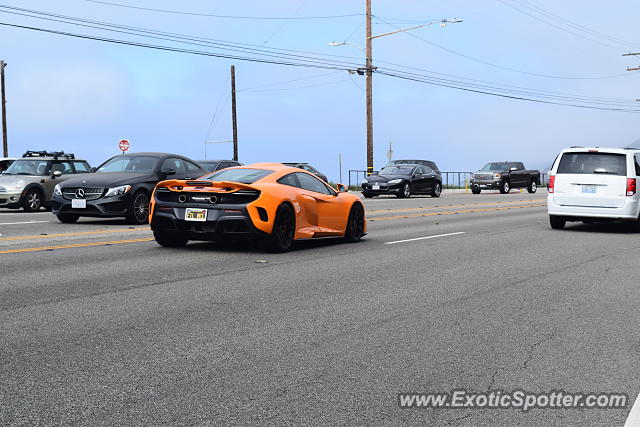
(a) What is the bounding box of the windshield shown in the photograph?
[557,152,627,175]
[480,162,508,171]
[203,168,273,184]
[96,156,157,173]
[379,166,414,176]
[3,159,49,175]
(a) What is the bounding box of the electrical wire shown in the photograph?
[80,0,362,20]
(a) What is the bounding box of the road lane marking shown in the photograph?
[0,238,154,254]
[0,220,52,225]
[367,199,542,214]
[385,232,466,245]
[0,227,149,241]
[369,203,546,221]
[624,393,640,427]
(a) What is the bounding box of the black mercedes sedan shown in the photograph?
[361,164,442,198]
[51,152,208,224]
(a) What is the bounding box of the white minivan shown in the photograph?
[547,147,640,229]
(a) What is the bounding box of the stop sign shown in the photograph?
[119,139,130,152]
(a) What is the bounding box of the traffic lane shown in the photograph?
[360,190,546,210]
[1,206,639,424]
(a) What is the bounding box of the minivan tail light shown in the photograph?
[548,175,555,193]
[627,178,636,196]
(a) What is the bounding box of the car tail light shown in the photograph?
[627,178,636,196]
[548,175,555,193]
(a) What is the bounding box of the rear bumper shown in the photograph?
[151,206,267,240]
[547,194,640,220]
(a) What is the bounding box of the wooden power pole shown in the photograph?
[230,65,239,162]
[365,0,373,176]
[0,60,7,157]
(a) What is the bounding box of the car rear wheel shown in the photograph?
[56,213,80,223]
[344,203,365,243]
[268,204,295,252]
[499,180,510,194]
[549,215,566,230]
[527,180,537,193]
[23,189,42,212]
[153,230,188,247]
[431,182,442,198]
[472,188,481,194]
[397,182,411,198]
[126,191,150,225]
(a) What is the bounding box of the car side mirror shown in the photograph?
[335,183,348,193]
[161,168,176,177]
[52,170,62,178]
[510,167,517,171]
[90,167,96,173]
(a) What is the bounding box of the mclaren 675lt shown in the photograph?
[149,163,366,252]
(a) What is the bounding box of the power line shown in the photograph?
[80,0,362,20]
[373,16,632,80]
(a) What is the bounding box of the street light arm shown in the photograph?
[369,19,462,40]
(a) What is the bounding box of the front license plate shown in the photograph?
[581,186,597,194]
[71,199,86,208]
[185,208,207,222]
[372,184,380,190]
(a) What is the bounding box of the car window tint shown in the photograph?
[557,153,627,175]
[72,161,90,173]
[184,161,202,172]
[295,172,332,195]
[423,166,433,174]
[277,173,300,188]
[51,161,74,174]
[161,158,186,173]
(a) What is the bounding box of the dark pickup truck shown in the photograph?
[470,162,540,194]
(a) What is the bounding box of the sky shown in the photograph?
[1,0,639,182]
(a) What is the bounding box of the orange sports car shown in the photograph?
[149,163,366,251]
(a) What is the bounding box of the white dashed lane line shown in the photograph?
[384,232,466,245]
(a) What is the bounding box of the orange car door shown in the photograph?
[295,173,344,235]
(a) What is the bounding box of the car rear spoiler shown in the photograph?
[157,179,259,192]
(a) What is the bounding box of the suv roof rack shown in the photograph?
[624,146,640,150]
[569,146,583,148]
[22,150,75,160]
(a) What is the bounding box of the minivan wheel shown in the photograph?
[549,215,566,230]
[527,180,537,193]
[499,180,510,194]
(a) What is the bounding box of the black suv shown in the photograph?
[51,152,208,224]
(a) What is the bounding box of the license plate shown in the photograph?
[372,184,380,190]
[71,199,86,208]
[185,208,207,222]
[581,186,597,194]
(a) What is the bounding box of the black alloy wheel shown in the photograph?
[268,204,295,252]
[397,182,411,198]
[153,230,188,247]
[431,182,442,198]
[344,203,365,243]
[127,191,150,225]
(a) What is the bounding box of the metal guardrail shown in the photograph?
[348,170,549,189]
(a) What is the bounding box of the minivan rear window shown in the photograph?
[557,153,627,175]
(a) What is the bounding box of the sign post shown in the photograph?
[119,139,129,155]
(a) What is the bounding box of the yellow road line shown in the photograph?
[0,227,149,242]
[367,199,542,214]
[0,238,154,254]
[369,203,546,221]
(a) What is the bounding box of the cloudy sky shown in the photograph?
[1,0,639,180]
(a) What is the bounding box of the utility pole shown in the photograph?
[1,60,7,157]
[230,65,239,161]
[365,0,373,176]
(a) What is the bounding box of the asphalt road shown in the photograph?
[1,190,639,426]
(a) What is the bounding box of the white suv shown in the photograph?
[547,147,640,229]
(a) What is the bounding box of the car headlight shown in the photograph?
[54,184,62,196]
[388,179,402,184]
[362,179,368,183]
[493,173,501,179]
[104,185,131,198]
